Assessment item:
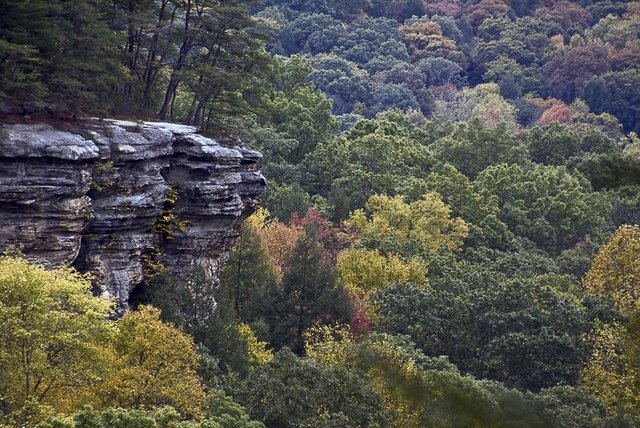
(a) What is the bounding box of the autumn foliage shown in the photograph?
[539,103,575,125]
[583,225,640,317]
[0,256,207,425]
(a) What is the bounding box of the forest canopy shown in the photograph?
[2,0,640,427]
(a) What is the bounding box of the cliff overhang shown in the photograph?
[0,120,265,314]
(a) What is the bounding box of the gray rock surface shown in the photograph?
[0,120,265,313]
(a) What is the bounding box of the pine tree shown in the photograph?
[272,236,351,353]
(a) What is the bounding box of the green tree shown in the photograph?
[260,182,311,222]
[368,0,425,21]
[424,163,515,249]
[0,0,122,111]
[265,57,338,164]
[238,55,338,189]
[284,13,344,54]
[304,116,433,219]
[337,17,406,67]
[583,70,640,134]
[375,277,590,392]
[528,123,580,165]
[369,83,421,116]
[240,349,388,427]
[475,163,611,254]
[431,120,527,179]
[308,54,371,114]
[417,57,465,87]
[219,221,277,321]
[0,0,49,98]
[37,403,265,428]
[270,237,351,353]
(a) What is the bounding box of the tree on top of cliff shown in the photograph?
[0,0,122,112]
[0,0,273,130]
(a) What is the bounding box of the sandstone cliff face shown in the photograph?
[0,120,265,314]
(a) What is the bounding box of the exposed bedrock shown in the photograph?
[0,120,265,313]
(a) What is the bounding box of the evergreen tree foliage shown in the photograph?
[2,0,640,425]
[240,349,388,427]
[270,237,351,353]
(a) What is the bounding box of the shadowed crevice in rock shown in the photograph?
[0,120,265,314]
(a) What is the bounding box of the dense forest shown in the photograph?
[2,0,640,426]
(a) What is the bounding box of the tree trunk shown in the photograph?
[158,0,193,119]
[158,76,179,120]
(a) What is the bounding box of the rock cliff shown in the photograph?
[0,120,265,314]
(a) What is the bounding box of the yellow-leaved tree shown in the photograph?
[336,248,429,297]
[303,326,428,426]
[237,322,273,368]
[582,225,640,416]
[304,324,355,367]
[249,208,306,281]
[304,329,495,428]
[360,336,431,427]
[583,225,640,317]
[0,255,113,426]
[347,193,468,257]
[97,305,206,418]
[339,193,465,324]
[582,320,639,412]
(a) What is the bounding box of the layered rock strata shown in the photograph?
[0,120,265,313]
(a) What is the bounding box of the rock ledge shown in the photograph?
[0,120,265,313]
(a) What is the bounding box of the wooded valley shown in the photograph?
[1,0,640,426]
